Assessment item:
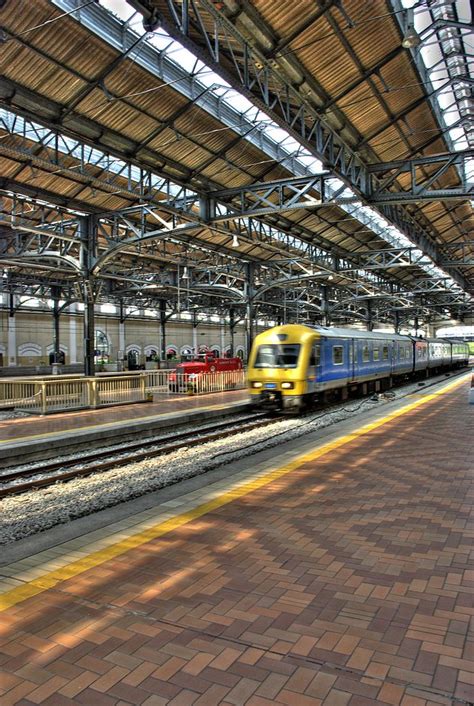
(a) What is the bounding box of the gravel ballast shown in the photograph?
[0,374,460,544]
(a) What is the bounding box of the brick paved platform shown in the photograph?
[0,377,473,705]
[0,390,249,443]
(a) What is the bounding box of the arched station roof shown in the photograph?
[0,0,472,328]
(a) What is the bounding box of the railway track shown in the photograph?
[0,413,274,498]
[1,368,468,500]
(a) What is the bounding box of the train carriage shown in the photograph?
[448,339,470,368]
[248,324,411,411]
[247,324,470,412]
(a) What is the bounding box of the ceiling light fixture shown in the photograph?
[231,235,240,248]
[402,8,421,49]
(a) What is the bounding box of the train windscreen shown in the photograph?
[254,344,301,368]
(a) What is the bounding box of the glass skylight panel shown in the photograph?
[99,0,133,22]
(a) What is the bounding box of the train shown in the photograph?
[247,324,470,412]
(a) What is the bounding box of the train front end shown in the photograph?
[247,324,317,411]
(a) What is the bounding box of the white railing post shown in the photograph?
[90,378,98,408]
[40,382,47,415]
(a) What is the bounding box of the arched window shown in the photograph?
[145,347,159,361]
[95,330,110,361]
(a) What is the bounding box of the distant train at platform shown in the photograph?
[247,324,470,412]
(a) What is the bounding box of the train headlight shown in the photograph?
[281,382,294,389]
[252,381,263,388]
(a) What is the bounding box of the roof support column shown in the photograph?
[80,215,96,377]
[118,300,125,371]
[320,285,329,326]
[229,307,235,357]
[51,286,62,364]
[192,309,199,356]
[7,290,16,367]
[394,310,400,334]
[160,299,167,362]
[245,263,255,361]
[366,300,374,332]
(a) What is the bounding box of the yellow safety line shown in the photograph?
[0,373,469,612]
[0,401,244,444]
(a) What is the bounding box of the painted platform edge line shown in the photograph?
[0,374,469,612]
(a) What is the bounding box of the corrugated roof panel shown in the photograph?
[341,85,386,137]
[1,0,53,37]
[104,67,191,120]
[253,0,321,40]
[3,42,85,102]
[74,90,159,142]
[158,139,213,168]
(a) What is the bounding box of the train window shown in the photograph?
[399,347,405,360]
[382,345,389,361]
[362,345,370,363]
[254,344,301,368]
[333,346,343,365]
[309,344,321,367]
[373,347,380,361]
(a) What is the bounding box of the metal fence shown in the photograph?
[4,369,246,414]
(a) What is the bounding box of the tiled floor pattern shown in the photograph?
[0,390,248,443]
[0,382,473,705]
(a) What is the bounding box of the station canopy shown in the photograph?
[0,0,473,328]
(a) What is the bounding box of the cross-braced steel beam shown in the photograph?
[124,0,471,291]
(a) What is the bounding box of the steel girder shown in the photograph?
[124,0,472,291]
[3,111,470,308]
[1,111,431,300]
[0,194,418,302]
[208,151,473,217]
[5,194,448,325]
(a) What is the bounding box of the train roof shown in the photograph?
[440,338,469,345]
[256,325,469,346]
[311,326,412,342]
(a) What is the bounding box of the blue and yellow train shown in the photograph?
[247,324,470,412]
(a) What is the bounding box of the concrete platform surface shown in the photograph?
[0,374,472,705]
[0,390,251,466]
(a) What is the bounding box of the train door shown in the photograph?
[348,338,356,381]
[308,339,321,392]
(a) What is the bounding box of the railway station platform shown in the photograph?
[0,390,251,468]
[0,374,473,706]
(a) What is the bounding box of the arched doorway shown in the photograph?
[127,349,140,370]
